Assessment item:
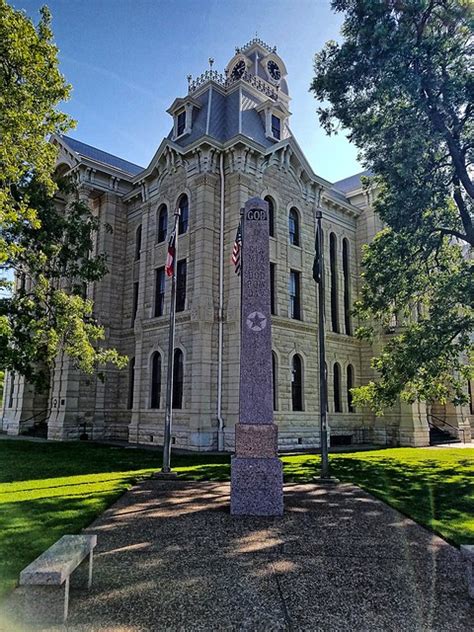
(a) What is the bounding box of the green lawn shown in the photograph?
[0,440,473,598]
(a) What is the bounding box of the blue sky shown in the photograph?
[14,0,363,183]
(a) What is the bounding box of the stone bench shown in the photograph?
[19,534,97,623]
[460,545,474,599]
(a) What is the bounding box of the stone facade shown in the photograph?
[1,38,472,449]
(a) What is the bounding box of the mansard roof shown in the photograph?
[333,169,372,194]
[61,135,144,176]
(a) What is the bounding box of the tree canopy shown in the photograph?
[311,0,473,413]
[0,1,126,386]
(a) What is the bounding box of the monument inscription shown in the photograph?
[230,197,284,516]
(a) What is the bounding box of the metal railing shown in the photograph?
[427,413,465,444]
[188,69,278,101]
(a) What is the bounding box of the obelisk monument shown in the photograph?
[230,197,284,516]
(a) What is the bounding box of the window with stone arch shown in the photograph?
[134,224,142,261]
[330,232,339,333]
[264,195,275,237]
[127,358,135,410]
[347,364,355,413]
[172,348,184,409]
[178,194,189,235]
[342,238,351,335]
[288,207,300,246]
[157,204,168,243]
[291,354,303,411]
[333,362,342,412]
[8,372,15,408]
[150,352,162,409]
[272,351,278,411]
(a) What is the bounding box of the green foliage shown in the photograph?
[0,0,72,245]
[311,0,473,411]
[0,2,126,385]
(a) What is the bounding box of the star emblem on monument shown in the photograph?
[246,311,267,332]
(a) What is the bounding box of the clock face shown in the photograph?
[231,60,246,80]
[267,60,281,81]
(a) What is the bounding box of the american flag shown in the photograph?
[232,221,242,276]
[165,227,176,277]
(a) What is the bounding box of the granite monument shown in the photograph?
[230,197,284,516]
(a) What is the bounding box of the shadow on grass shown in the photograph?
[329,453,474,547]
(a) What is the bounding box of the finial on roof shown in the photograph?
[208,57,214,69]
[235,47,241,54]
[187,75,192,86]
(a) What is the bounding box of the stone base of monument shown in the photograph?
[231,456,283,516]
[231,423,284,516]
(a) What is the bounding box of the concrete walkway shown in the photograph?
[3,480,473,631]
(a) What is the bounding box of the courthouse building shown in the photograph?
[1,39,472,449]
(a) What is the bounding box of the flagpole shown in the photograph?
[315,210,330,479]
[162,208,180,473]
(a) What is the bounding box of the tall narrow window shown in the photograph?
[176,260,187,312]
[172,349,183,409]
[264,196,275,237]
[343,238,351,335]
[291,354,303,411]
[272,352,278,411]
[127,358,135,410]
[330,232,339,333]
[347,364,355,413]
[150,352,162,409]
[8,372,15,408]
[132,282,139,325]
[270,263,276,315]
[334,362,342,412]
[135,225,142,261]
[289,208,300,246]
[157,205,168,243]
[177,110,186,136]
[289,270,301,320]
[154,267,165,317]
[271,115,281,140]
[178,194,189,235]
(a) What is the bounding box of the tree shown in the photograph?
[0,1,126,387]
[311,0,473,413]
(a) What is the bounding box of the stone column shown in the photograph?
[230,197,284,516]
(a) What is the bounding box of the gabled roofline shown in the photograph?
[132,133,357,215]
[52,134,143,181]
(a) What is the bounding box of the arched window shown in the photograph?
[127,358,135,410]
[135,225,142,261]
[8,372,15,408]
[172,349,184,409]
[347,364,355,413]
[288,208,300,246]
[272,352,278,411]
[265,196,275,237]
[330,232,339,333]
[343,238,351,335]
[150,352,162,409]
[178,194,188,235]
[157,204,168,243]
[291,354,303,411]
[334,362,342,412]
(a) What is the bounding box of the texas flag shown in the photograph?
[165,228,176,277]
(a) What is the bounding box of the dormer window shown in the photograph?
[271,115,281,140]
[177,111,186,136]
[257,100,290,142]
[167,97,202,141]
